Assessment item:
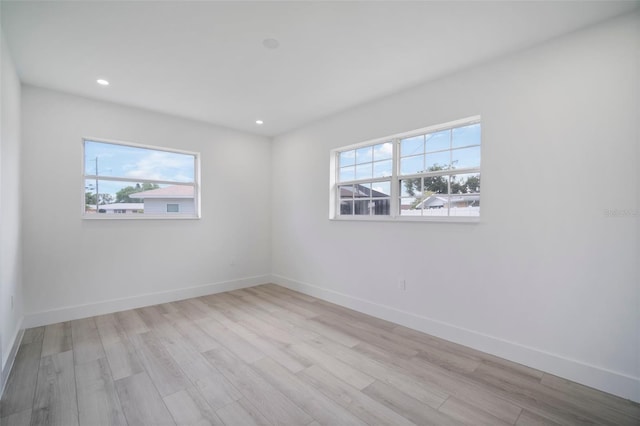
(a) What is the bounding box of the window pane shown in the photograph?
[353,183,370,198]
[339,166,355,182]
[354,200,370,215]
[423,196,450,217]
[339,185,354,199]
[339,150,356,167]
[451,146,481,169]
[450,173,480,194]
[423,175,449,194]
[425,129,450,152]
[452,123,481,148]
[84,179,195,216]
[400,179,420,197]
[340,200,353,215]
[84,140,195,183]
[371,181,391,197]
[401,135,423,157]
[373,160,392,178]
[166,204,179,213]
[449,173,480,217]
[372,199,390,215]
[355,163,372,180]
[400,197,420,216]
[373,142,393,161]
[400,155,424,175]
[356,146,373,164]
[421,193,449,211]
[425,151,450,171]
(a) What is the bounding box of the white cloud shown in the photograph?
[126,151,194,182]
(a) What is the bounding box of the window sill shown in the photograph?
[83,215,201,220]
[330,215,480,224]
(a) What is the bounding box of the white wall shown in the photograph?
[0,27,24,394]
[21,86,272,325]
[271,12,640,401]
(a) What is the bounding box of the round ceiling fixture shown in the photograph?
[262,38,280,50]
[96,79,110,86]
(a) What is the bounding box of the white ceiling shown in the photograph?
[2,1,637,137]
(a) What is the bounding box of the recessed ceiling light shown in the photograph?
[256,120,264,125]
[96,79,110,86]
[262,38,279,50]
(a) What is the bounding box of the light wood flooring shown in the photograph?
[1,284,639,426]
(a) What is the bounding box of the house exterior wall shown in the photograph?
[143,199,195,215]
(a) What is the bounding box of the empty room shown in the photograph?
[1,1,639,425]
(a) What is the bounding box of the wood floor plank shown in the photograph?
[439,397,513,426]
[540,373,640,420]
[102,339,144,380]
[163,387,225,426]
[215,293,319,342]
[314,315,418,358]
[160,329,242,410]
[166,313,221,353]
[4,285,637,426]
[75,357,127,426]
[307,335,448,407]
[95,313,129,346]
[215,399,271,426]
[288,341,375,390]
[298,364,415,426]
[253,356,367,426]
[114,372,175,426]
[196,318,265,364]
[0,409,31,426]
[203,346,313,426]
[0,340,42,417]
[246,287,318,318]
[354,341,523,424]
[31,351,78,426]
[516,409,562,426]
[129,331,191,397]
[470,361,638,425]
[362,380,460,426]
[115,309,150,337]
[20,327,44,346]
[41,322,72,358]
[217,314,308,373]
[71,318,106,365]
[171,299,210,322]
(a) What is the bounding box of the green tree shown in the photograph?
[115,183,159,203]
[85,192,114,205]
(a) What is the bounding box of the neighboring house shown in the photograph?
[417,193,480,209]
[340,183,390,215]
[129,185,195,215]
[86,203,144,214]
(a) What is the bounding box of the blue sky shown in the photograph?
[338,123,481,183]
[84,140,195,199]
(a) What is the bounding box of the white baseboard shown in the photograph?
[272,274,640,403]
[1,320,24,400]
[23,275,271,328]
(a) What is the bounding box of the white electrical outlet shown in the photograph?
[397,279,406,290]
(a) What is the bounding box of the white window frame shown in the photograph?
[81,137,201,220]
[329,116,481,222]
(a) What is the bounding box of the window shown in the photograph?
[331,117,480,221]
[83,139,200,219]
